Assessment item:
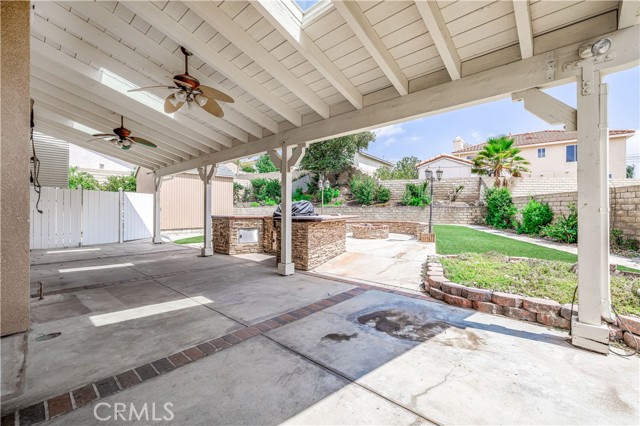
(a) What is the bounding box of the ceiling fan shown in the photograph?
[128,46,234,117]
[88,116,157,150]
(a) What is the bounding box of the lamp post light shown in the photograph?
[426,167,443,234]
[318,175,330,215]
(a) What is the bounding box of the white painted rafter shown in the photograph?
[512,0,534,59]
[186,1,330,119]
[332,0,409,95]
[32,5,241,146]
[125,1,303,127]
[618,0,640,29]
[415,0,462,80]
[69,1,276,136]
[252,0,363,109]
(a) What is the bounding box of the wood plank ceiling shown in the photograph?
[30,0,635,172]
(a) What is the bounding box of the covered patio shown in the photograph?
[1,0,640,424]
[2,241,638,425]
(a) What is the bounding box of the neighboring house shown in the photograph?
[354,150,393,175]
[626,133,640,179]
[69,144,135,183]
[416,153,475,179]
[451,130,635,179]
[137,165,234,231]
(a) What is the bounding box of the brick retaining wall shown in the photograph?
[512,184,640,240]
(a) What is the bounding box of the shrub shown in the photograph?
[250,202,260,207]
[317,186,340,204]
[517,198,554,235]
[264,198,278,206]
[349,175,390,205]
[101,174,136,192]
[484,187,517,229]
[250,178,281,204]
[233,182,244,204]
[401,182,430,208]
[241,164,255,173]
[541,204,578,243]
[293,188,313,202]
[611,228,639,252]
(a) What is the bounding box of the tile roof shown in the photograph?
[452,130,636,154]
[416,153,474,168]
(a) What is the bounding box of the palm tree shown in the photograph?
[471,136,530,187]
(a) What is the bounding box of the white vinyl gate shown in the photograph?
[30,187,153,249]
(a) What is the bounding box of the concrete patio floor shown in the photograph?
[313,233,436,292]
[2,241,638,425]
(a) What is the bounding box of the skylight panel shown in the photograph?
[100,68,173,117]
[295,0,321,12]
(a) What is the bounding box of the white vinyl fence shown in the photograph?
[30,187,153,249]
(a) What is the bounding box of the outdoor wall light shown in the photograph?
[578,38,612,58]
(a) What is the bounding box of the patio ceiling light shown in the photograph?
[578,38,612,59]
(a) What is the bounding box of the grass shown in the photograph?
[439,252,640,316]
[434,225,578,263]
[618,265,640,273]
[174,235,204,244]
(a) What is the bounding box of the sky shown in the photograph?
[368,66,640,164]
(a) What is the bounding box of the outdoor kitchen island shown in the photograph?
[212,215,354,270]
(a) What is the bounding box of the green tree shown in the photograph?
[255,153,279,173]
[240,164,256,173]
[101,174,137,192]
[375,156,419,180]
[68,166,100,190]
[300,131,375,175]
[627,164,635,179]
[471,136,530,187]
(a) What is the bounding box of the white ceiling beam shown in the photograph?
[512,0,534,59]
[126,1,303,127]
[36,118,164,171]
[31,39,221,154]
[333,0,409,95]
[414,0,461,80]
[186,1,330,119]
[32,89,181,165]
[62,2,272,138]
[618,0,640,29]
[154,24,640,177]
[512,88,577,131]
[30,72,201,160]
[252,0,363,109]
[32,6,241,146]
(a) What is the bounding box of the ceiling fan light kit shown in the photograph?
[128,46,234,118]
[88,115,157,150]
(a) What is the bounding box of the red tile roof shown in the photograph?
[416,153,474,168]
[452,130,635,154]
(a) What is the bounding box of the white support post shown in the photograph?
[118,187,124,244]
[198,165,215,257]
[152,175,163,244]
[571,61,611,354]
[278,145,294,276]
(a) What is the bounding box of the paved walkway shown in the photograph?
[2,241,638,425]
[313,233,436,292]
[467,225,640,270]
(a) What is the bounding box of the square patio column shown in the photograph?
[152,176,163,244]
[571,62,611,354]
[199,165,215,257]
[1,1,31,336]
[278,146,295,276]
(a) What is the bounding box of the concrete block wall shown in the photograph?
[379,177,482,203]
[512,184,640,240]
[509,177,639,198]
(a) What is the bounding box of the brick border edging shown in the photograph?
[3,283,435,426]
[423,259,640,350]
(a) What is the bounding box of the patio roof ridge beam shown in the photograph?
[512,0,534,59]
[30,72,201,160]
[414,0,462,80]
[125,1,303,127]
[69,1,275,137]
[31,41,221,154]
[153,25,640,177]
[333,0,409,95]
[185,1,330,119]
[252,0,363,110]
[31,10,239,147]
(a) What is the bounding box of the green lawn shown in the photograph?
[174,235,204,244]
[433,225,578,262]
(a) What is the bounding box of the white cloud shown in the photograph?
[374,124,405,139]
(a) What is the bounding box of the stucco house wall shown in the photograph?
[416,157,474,179]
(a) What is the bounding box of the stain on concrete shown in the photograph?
[322,332,358,343]
[356,309,484,349]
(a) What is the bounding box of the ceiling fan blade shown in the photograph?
[87,137,111,142]
[128,85,178,93]
[197,98,224,117]
[164,94,185,113]
[199,86,234,103]
[92,133,116,137]
[129,136,157,148]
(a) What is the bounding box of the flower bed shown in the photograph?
[423,255,640,350]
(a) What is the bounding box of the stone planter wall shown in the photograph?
[352,224,389,239]
[424,259,639,349]
[346,220,429,238]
